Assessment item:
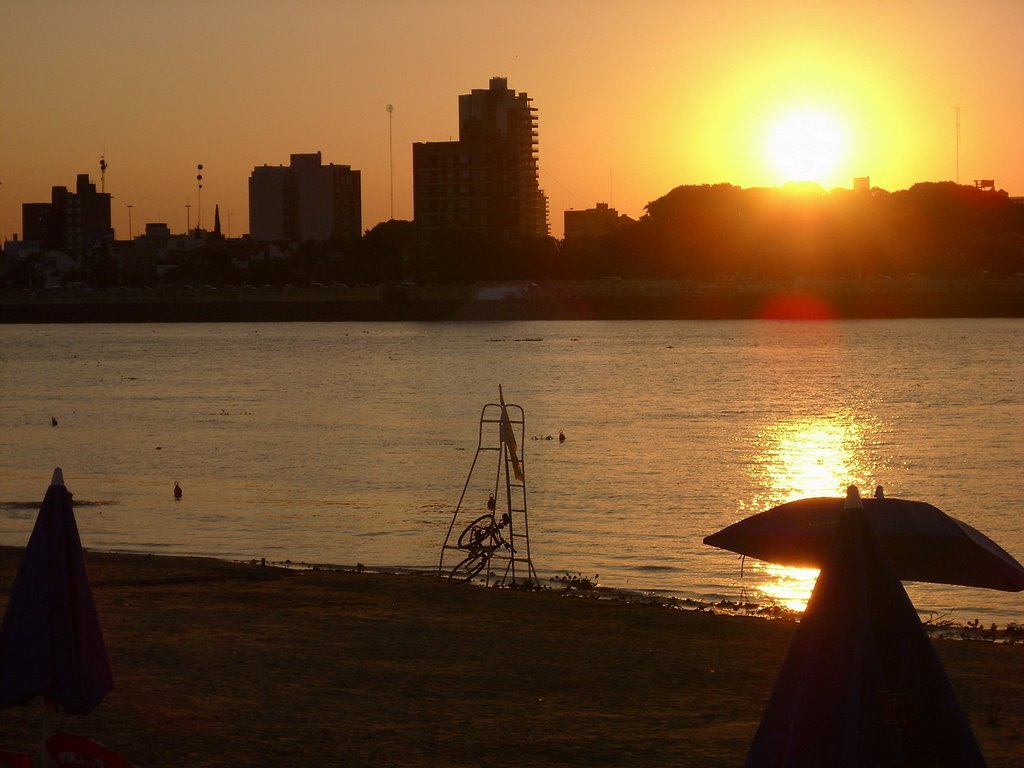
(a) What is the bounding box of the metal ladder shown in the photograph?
[438,397,539,588]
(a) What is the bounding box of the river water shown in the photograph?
[1,319,1022,625]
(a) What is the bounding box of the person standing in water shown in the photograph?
[174,481,182,499]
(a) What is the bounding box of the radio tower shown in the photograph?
[100,156,108,193]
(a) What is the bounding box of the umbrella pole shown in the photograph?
[40,697,53,768]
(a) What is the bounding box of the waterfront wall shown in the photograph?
[1,278,1022,322]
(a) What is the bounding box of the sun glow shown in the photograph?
[763,106,849,186]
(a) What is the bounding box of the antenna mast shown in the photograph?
[955,106,961,185]
[99,156,108,193]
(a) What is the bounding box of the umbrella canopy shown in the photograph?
[0,468,113,714]
[704,492,1024,591]
[745,499,986,766]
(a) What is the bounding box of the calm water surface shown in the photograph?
[1,319,1022,624]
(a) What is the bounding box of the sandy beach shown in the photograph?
[0,547,1022,767]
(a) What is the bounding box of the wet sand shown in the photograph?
[0,547,1022,767]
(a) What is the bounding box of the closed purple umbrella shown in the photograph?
[744,488,986,766]
[0,468,113,714]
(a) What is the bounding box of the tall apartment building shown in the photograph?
[248,152,361,242]
[22,173,112,256]
[413,77,549,246]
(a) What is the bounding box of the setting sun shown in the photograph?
[763,107,850,187]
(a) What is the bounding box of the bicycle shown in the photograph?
[448,512,513,582]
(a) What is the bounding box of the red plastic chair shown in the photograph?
[0,750,31,768]
[46,734,137,768]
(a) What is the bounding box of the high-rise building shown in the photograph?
[22,174,112,256]
[248,152,361,242]
[413,77,548,246]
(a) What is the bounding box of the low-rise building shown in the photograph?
[21,173,113,257]
[563,203,632,243]
[249,152,361,243]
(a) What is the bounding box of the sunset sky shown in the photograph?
[3,0,1023,241]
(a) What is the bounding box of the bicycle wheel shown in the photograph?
[448,551,490,582]
[457,514,497,550]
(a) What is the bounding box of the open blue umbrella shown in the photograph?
[0,468,113,714]
[704,492,1024,591]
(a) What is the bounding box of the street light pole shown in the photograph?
[126,205,133,240]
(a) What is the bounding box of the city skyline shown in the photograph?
[3,1,1023,242]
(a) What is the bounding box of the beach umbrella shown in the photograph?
[0,468,113,714]
[744,491,986,766]
[703,492,1024,591]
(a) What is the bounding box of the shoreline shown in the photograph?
[218,553,1024,643]
[93,548,1024,640]
[1,546,1023,766]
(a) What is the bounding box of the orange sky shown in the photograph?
[2,0,1022,241]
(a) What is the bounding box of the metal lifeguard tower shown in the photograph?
[438,387,539,588]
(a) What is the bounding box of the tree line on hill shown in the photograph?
[554,181,1024,283]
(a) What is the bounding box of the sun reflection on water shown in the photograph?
[744,413,875,612]
[757,564,820,613]
[760,418,865,502]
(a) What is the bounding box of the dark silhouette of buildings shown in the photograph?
[22,174,112,256]
[413,77,549,248]
[563,202,632,242]
[248,152,361,242]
